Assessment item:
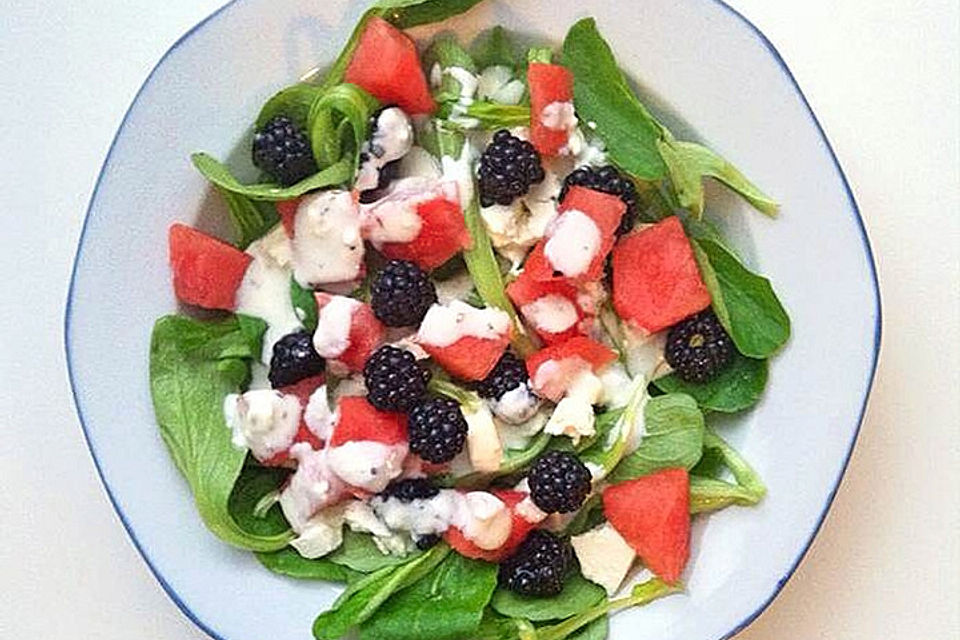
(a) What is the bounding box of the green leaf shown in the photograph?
[257,547,358,583]
[526,46,554,64]
[567,615,609,640]
[473,611,528,640]
[471,27,520,70]
[290,276,319,332]
[689,476,763,514]
[693,239,791,358]
[149,314,293,551]
[424,34,478,73]
[307,83,380,175]
[562,18,666,179]
[657,137,705,218]
[327,530,420,573]
[491,571,606,622]
[579,378,647,480]
[227,462,291,537]
[358,553,498,640]
[215,188,279,249]
[450,431,552,489]
[608,393,705,483]
[438,101,531,129]
[191,153,353,201]
[671,141,778,217]
[653,352,767,413]
[313,543,451,640]
[534,579,681,640]
[255,83,325,130]
[563,493,606,537]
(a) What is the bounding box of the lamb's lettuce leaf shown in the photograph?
[215,187,279,249]
[256,82,324,130]
[654,351,768,413]
[149,314,293,552]
[438,101,531,129]
[328,530,420,573]
[257,547,358,583]
[491,570,605,622]
[689,427,766,513]
[290,276,319,332]
[307,83,380,175]
[191,153,352,201]
[471,27,520,70]
[579,377,647,480]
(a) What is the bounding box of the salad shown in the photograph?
[151,1,791,639]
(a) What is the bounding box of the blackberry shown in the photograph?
[407,396,468,463]
[358,159,401,204]
[252,115,317,186]
[380,477,440,503]
[268,330,325,388]
[363,345,430,412]
[414,534,442,550]
[478,130,545,207]
[560,165,639,235]
[370,260,438,327]
[475,352,529,400]
[498,530,571,597]
[664,309,734,383]
[528,451,592,514]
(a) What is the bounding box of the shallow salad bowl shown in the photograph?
[65,0,881,638]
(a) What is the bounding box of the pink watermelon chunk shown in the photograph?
[612,216,711,333]
[315,293,385,373]
[528,62,575,157]
[344,16,436,115]
[168,223,251,310]
[603,468,691,584]
[421,335,509,381]
[526,336,617,400]
[276,199,300,238]
[507,269,585,345]
[380,196,471,270]
[328,396,407,447]
[445,490,536,562]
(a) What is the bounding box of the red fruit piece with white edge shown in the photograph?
[507,269,585,345]
[417,302,511,381]
[445,490,536,562]
[168,223,251,310]
[528,62,575,157]
[380,196,472,271]
[276,199,300,238]
[602,468,691,584]
[612,216,711,333]
[344,16,436,115]
[328,396,407,447]
[523,186,625,283]
[261,374,327,466]
[526,336,617,401]
[421,336,510,382]
[314,293,385,373]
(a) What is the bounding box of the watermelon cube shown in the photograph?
[168,223,251,310]
[445,490,536,562]
[344,16,436,115]
[612,216,711,333]
[528,62,575,156]
[380,195,471,270]
[507,269,585,345]
[276,198,301,238]
[328,396,407,447]
[421,335,509,381]
[602,468,690,584]
[315,293,385,373]
[526,336,617,401]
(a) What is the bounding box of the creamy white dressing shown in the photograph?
[531,356,592,401]
[235,226,302,361]
[361,176,460,246]
[304,385,338,442]
[515,496,548,525]
[598,362,634,409]
[444,66,480,128]
[490,383,542,425]
[280,444,347,532]
[440,143,477,212]
[223,389,301,462]
[416,300,510,347]
[326,440,408,493]
[398,146,442,180]
[292,190,364,287]
[541,101,578,132]
[543,209,602,277]
[480,166,561,266]
[313,295,359,359]
[355,107,414,192]
[521,294,578,334]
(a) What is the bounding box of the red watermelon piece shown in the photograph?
[276,199,301,238]
[344,16,436,115]
[523,187,625,283]
[380,196,471,270]
[612,216,711,333]
[168,223,251,310]
[528,62,574,156]
[329,396,407,447]
[602,468,690,584]
[526,336,617,401]
[445,490,536,562]
[507,270,585,345]
[315,293,385,372]
[421,335,509,381]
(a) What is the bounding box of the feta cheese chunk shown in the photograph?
[303,385,337,442]
[290,504,347,559]
[543,369,604,444]
[292,190,364,287]
[280,444,347,532]
[223,390,300,462]
[355,107,414,191]
[326,440,408,493]
[572,523,636,595]
[463,403,503,473]
[312,295,360,359]
[543,209,602,278]
[457,492,511,550]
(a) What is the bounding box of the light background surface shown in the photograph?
[0,0,957,638]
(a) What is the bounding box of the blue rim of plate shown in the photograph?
[64,1,883,639]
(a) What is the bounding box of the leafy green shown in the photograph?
[359,553,498,640]
[257,547,358,583]
[608,393,705,483]
[491,571,606,622]
[149,314,293,551]
[450,431,552,489]
[290,276,319,332]
[567,615,609,640]
[438,101,531,129]
[327,530,419,573]
[562,18,666,180]
[473,611,529,640]
[654,352,768,413]
[255,83,324,130]
[227,462,290,537]
[689,428,766,513]
[693,239,791,358]
[424,34,478,74]
[417,120,466,160]
[307,83,380,175]
[191,154,352,201]
[216,188,279,249]
[579,378,647,480]
[563,493,605,537]
[471,27,520,70]
[313,544,451,640]
[527,46,554,64]
[534,579,681,640]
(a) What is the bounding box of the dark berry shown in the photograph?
[252,115,317,186]
[475,352,529,400]
[560,165,639,235]
[268,330,325,388]
[380,477,440,503]
[498,530,571,597]
[528,451,592,514]
[478,130,545,207]
[358,159,401,204]
[664,309,734,383]
[370,260,438,327]
[363,345,430,412]
[408,396,468,463]
[415,534,442,550]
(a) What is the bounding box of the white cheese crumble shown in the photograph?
[543,209,602,278]
[292,190,364,287]
[521,294,578,334]
[490,383,542,425]
[480,166,561,266]
[463,403,503,473]
[280,444,347,532]
[313,295,359,359]
[326,440,408,493]
[304,385,338,442]
[515,496,548,524]
[355,107,414,192]
[477,65,525,105]
[572,523,636,595]
[543,369,604,444]
[416,300,510,347]
[223,390,301,462]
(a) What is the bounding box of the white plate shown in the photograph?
[65,1,881,638]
